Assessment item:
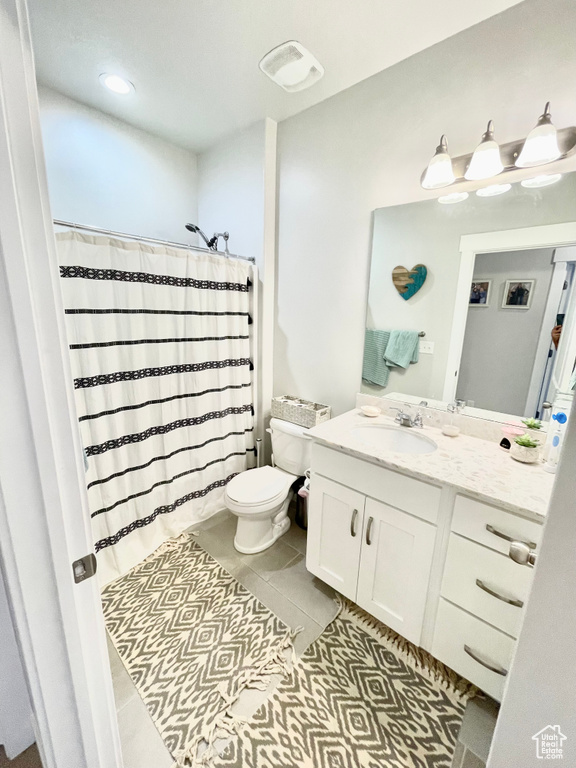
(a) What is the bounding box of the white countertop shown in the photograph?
[308,409,555,522]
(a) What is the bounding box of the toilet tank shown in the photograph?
[269,417,311,476]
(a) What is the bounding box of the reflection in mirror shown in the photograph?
[456,248,575,417]
[362,171,576,420]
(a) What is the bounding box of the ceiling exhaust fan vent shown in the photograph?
[259,40,324,92]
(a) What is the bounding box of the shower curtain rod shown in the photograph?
[53,219,256,263]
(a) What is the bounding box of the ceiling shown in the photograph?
[28,0,525,153]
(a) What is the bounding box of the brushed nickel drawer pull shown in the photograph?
[486,524,537,550]
[350,509,358,537]
[366,516,374,546]
[475,578,524,608]
[464,644,508,676]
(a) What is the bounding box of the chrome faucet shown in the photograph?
[389,408,423,428]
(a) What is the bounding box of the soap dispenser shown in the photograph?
[543,392,573,473]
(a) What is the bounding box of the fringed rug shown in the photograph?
[101,534,298,767]
[214,599,478,768]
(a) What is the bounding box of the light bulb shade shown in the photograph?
[421,136,455,189]
[438,192,469,205]
[521,174,562,189]
[465,121,503,180]
[516,103,561,167]
[476,183,511,197]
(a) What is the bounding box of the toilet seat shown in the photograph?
[225,466,295,512]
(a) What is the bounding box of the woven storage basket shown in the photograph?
[271,395,331,429]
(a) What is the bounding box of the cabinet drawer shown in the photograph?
[442,534,533,638]
[311,443,441,524]
[452,494,543,555]
[432,598,515,701]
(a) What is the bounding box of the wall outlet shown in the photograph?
[420,340,435,354]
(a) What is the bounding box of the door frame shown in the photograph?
[442,222,576,404]
[0,1,122,766]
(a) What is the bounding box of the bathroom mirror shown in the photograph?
[362,172,576,420]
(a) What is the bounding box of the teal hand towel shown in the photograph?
[362,329,391,386]
[384,330,420,369]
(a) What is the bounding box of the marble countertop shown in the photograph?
[308,409,555,522]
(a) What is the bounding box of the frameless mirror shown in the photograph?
[362,172,576,421]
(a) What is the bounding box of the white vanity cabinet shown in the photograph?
[431,494,543,701]
[307,444,440,645]
[306,439,545,702]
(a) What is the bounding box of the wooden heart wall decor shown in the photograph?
[392,264,428,300]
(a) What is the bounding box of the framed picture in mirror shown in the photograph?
[502,279,535,309]
[469,280,492,306]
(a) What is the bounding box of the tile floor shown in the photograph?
[0,746,42,768]
[107,505,338,768]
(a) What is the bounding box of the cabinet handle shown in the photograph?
[475,578,524,608]
[350,509,358,537]
[366,516,374,545]
[464,645,508,676]
[486,524,537,551]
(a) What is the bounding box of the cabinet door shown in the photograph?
[306,475,365,600]
[357,498,436,645]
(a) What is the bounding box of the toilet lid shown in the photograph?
[226,466,292,506]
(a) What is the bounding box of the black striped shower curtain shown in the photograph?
[57,231,255,584]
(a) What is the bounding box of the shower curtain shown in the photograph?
[57,231,255,585]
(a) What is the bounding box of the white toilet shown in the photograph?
[225,418,311,554]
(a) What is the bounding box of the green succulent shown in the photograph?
[514,433,540,448]
[521,418,542,430]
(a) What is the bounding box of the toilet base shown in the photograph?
[234,516,291,554]
[232,493,293,554]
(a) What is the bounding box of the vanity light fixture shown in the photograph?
[99,73,134,95]
[521,174,562,189]
[476,183,511,197]
[421,105,576,193]
[516,102,561,167]
[421,135,455,189]
[438,192,469,205]
[465,121,504,181]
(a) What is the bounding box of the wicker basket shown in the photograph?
[271,395,331,429]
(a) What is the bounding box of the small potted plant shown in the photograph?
[521,417,543,444]
[510,433,541,463]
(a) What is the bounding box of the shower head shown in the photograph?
[185,223,217,250]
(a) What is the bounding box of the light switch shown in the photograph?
[420,340,435,354]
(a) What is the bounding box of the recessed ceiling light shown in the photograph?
[476,183,512,197]
[438,192,469,205]
[259,41,324,92]
[99,73,134,95]
[521,174,562,189]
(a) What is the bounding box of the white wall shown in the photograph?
[274,0,576,416]
[198,119,277,451]
[457,249,555,414]
[38,86,198,242]
[0,567,34,758]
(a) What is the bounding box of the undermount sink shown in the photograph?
[350,424,437,455]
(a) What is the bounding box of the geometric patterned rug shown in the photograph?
[101,534,298,767]
[213,599,477,768]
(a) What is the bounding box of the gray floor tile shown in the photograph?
[267,553,338,627]
[0,744,42,768]
[240,538,300,581]
[117,694,173,768]
[282,519,308,555]
[192,516,244,576]
[106,635,138,712]
[232,564,325,656]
